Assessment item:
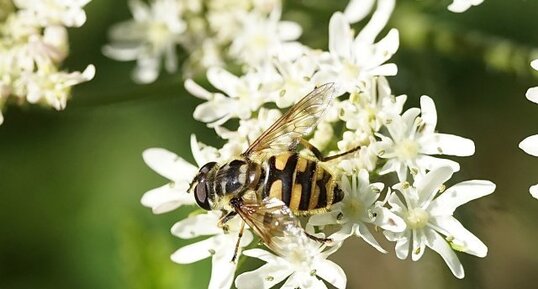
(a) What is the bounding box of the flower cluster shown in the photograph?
[0,0,95,125]
[519,59,538,199]
[103,0,296,83]
[142,0,495,288]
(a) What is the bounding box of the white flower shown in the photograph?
[448,0,484,13]
[309,170,405,253]
[376,95,475,181]
[14,0,91,27]
[384,167,495,278]
[337,142,379,174]
[141,134,221,214]
[228,7,303,67]
[171,211,253,289]
[0,0,93,123]
[103,0,186,83]
[186,67,270,127]
[315,11,398,95]
[19,63,95,110]
[519,59,538,198]
[215,107,282,148]
[268,53,319,108]
[338,76,406,133]
[235,241,346,289]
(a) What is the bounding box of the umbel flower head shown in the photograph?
[0,0,94,125]
[141,0,495,288]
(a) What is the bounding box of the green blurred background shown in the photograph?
[1,0,538,288]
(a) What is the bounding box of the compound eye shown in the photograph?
[200,162,217,174]
[194,181,211,210]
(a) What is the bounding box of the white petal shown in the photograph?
[344,0,376,23]
[519,134,538,157]
[143,148,197,181]
[430,180,495,216]
[387,190,406,213]
[526,87,538,104]
[531,59,538,71]
[369,63,398,76]
[373,29,399,60]
[419,133,475,156]
[308,213,338,227]
[171,237,214,264]
[372,207,406,232]
[82,64,96,81]
[185,79,212,100]
[281,273,323,289]
[209,253,237,289]
[329,12,352,60]
[128,0,150,21]
[102,44,141,61]
[141,183,195,214]
[242,248,279,263]
[411,229,426,261]
[190,134,219,167]
[315,260,347,289]
[278,21,302,41]
[207,67,240,97]
[424,228,464,279]
[329,223,354,242]
[400,108,421,135]
[171,213,221,238]
[133,57,159,83]
[420,95,437,133]
[393,230,410,259]
[396,162,408,182]
[415,166,454,206]
[415,155,460,172]
[193,95,235,123]
[356,0,396,44]
[235,263,292,289]
[355,223,387,253]
[429,216,487,257]
[530,184,538,199]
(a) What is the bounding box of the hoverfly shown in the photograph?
[188,83,359,260]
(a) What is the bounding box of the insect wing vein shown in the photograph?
[234,197,310,257]
[242,83,336,158]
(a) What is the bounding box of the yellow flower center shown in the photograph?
[395,139,419,160]
[147,21,170,49]
[406,208,429,229]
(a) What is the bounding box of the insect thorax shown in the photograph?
[209,158,263,210]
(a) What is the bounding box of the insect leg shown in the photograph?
[218,211,238,232]
[231,221,246,263]
[305,231,334,245]
[299,138,360,162]
[321,146,361,162]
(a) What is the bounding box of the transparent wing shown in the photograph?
[233,197,311,257]
[242,83,336,157]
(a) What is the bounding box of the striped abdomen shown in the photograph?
[261,152,344,215]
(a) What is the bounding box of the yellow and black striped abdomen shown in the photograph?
[261,152,344,215]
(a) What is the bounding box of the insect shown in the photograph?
[188,83,360,260]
